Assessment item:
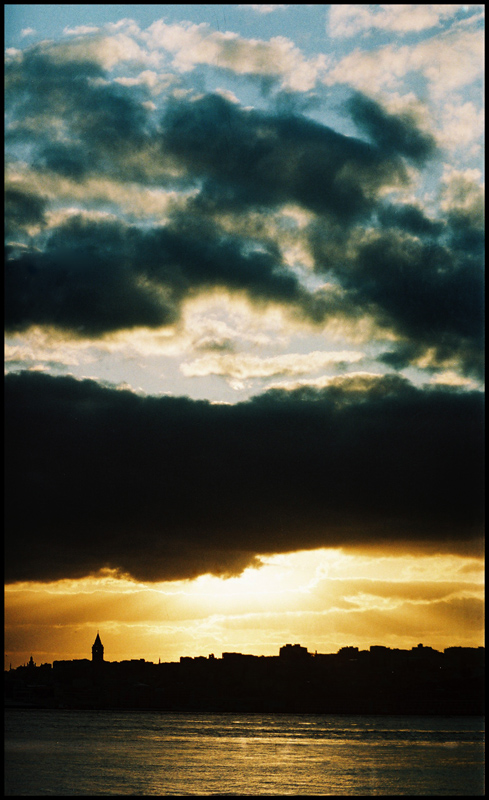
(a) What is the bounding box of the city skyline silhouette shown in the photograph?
[5,631,484,715]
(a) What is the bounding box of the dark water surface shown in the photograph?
[5,710,484,795]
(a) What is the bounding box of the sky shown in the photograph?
[5,4,484,668]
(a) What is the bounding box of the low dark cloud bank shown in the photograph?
[5,372,484,584]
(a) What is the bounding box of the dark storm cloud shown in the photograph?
[445,206,485,255]
[5,213,316,336]
[377,203,444,238]
[38,142,93,181]
[7,45,430,207]
[346,92,436,166]
[159,92,412,220]
[5,48,163,185]
[5,217,176,336]
[309,216,484,378]
[347,232,483,342]
[5,372,484,584]
[5,187,47,237]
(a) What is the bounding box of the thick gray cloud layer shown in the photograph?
[5,372,484,584]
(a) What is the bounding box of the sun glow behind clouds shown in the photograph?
[5,549,483,667]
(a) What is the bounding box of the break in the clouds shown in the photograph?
[4,6,484,589]
[5,371,484,584]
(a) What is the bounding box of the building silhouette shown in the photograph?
[280,643,309,660]
[92,632,104,665]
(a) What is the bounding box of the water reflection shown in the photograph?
[5,711,484,796]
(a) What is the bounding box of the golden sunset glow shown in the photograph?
[5,550,483,668]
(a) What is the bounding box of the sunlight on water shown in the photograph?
[5,711,484,796]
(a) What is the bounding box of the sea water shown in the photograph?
[4,710,484,795]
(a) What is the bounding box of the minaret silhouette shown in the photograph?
[92,631,104,664]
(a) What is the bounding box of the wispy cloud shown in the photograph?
[328,4,469,38]
[181,349,364,381]
[239,5,289,14]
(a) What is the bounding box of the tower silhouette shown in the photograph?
[92,632,104,664]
